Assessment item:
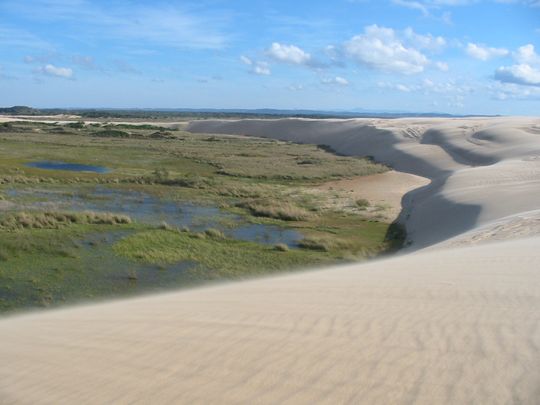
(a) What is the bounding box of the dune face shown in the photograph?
[2,117,540,404]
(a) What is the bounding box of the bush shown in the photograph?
[66,121,85,129]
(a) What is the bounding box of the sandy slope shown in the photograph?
[1,237,539,404]
[1,117,540,404]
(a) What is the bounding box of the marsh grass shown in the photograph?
[113,229,333,276]
[237,200,314,221]
[0,121,403,312]
[0,211,132,231]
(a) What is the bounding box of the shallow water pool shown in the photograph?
[26,161,110,173]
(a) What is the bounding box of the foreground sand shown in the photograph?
[1,116,540,404]
[1,237,539,404]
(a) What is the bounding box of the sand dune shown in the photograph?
[1,117,540,404]
[1,237,539,404]
[188,117,540,248]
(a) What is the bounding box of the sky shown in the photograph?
[0,0,539,115]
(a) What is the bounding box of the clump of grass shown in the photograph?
[298,236,350,252]
[159,221,173,231]
[238,200,314,221]
[0,211,132,231]
[93,129,130,138]
[274,243,289,252]
[204,228,225,239]
[149,131,174,139]
[356,198,370,208]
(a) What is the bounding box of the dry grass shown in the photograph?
[237,200,314,221]
[0,211,132,231]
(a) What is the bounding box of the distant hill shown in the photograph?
[0,106,496,119]
[0,106,42,115]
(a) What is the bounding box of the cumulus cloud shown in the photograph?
[321,76,349,86]
[267,43,311,65]
[344,25,432,74]
[495,64,540,86]
[403,27,446,51]
[489,81,540,100]
[495,44,540,86]
[38,64,73,78]
[466,43,509,60]
[240,55,271,75]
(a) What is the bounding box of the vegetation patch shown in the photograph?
[113,229,332,277]
[0,211,132,231]
[237,200,314,221]
[93,129,131,138]
[0,120,404,313]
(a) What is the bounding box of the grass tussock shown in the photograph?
[274,243,289,252]
[237,200,314,221]
[298,236,351,252]
[0,211,132,231]
[356,198,370,208]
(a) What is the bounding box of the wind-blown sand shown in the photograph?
[1,117,540,404]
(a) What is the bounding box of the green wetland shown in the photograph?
[0,120,402,312]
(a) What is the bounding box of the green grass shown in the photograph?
[0,120,402,313]
[113,229,333,278]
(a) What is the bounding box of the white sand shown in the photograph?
[1,116,540,404]
[317,171,430,221]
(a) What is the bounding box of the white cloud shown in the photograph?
[514,44,540,64]
[240,56,271,76]
[321,76,349,86]
[240,55,253,65]
[489,81,540,100]
[39,64,73,78]
[435,61,449,71]
[267,43,311,65]
[403,27,446,51]
[495,64,540,86]
[344,25,431,74]
[378,78,472,95]
[495,44,540,86]
[392,0,430,15]
[466,43,509,60]
[0,1,229,49]
[253,62,271,75]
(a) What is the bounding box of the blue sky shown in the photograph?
[0,0,539,114]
